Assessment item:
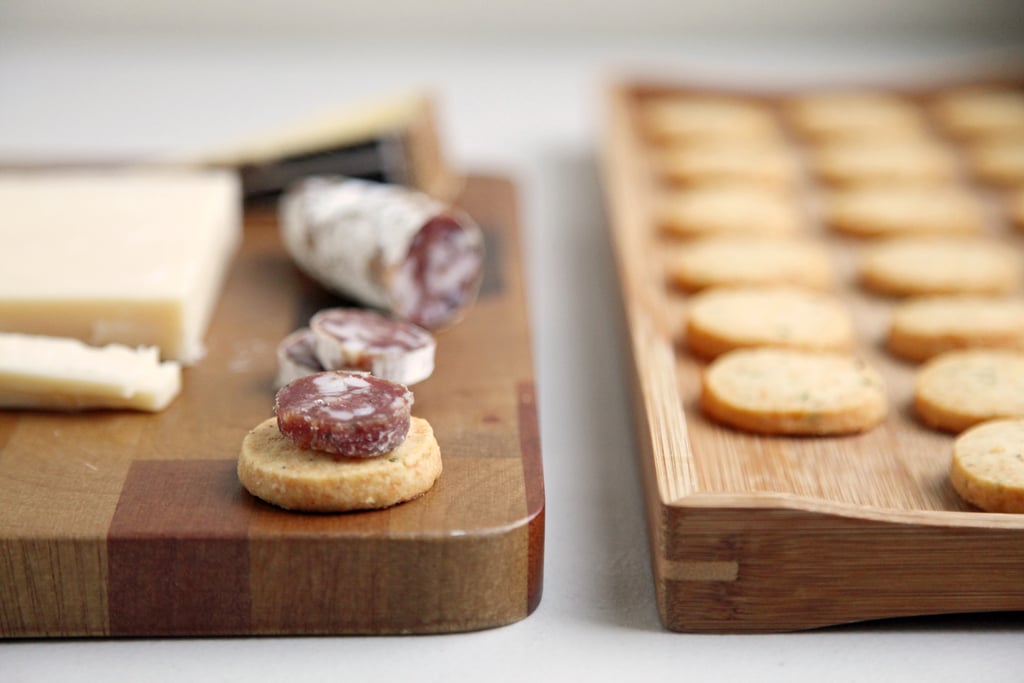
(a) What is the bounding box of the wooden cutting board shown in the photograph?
[602,78,1024,633]
[0,174,544,637]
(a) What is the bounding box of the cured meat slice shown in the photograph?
[275,327,324,388]
[279,176,484,329]
[310,308,435,386]
[274,371,413,457]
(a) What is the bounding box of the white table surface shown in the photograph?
[1,30,1022,683]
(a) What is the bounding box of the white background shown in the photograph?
[1,2,1023,681]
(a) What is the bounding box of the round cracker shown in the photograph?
[915,349,1024,433]
[787,91,925,141]
[700,348,888,435]
[640,95,779,144]
[655,142,798,189]
[276,327,323,388]
[667,237,834,292]
[887,295,1024,362]
[811,141,958,187]
[685,286,854,359]
[969,138,1024,186]
[950,418,1024,513]
[859,238,1019,297]
[826,185,984,238]
[933,88,1024,139]
[658,184,804,239]
[238,416,442,512]
[1008,188,1024,233]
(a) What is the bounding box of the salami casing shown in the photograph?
[279,177,484,329]
[275,327,324,388]
[274,370,413,457]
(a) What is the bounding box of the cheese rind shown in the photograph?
[0,169,241,364]
[0,333,181,412]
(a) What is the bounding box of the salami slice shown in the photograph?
[279,176,484,329]
[275,327,324,388]
[274,371,413,457]
[310,308,435,386]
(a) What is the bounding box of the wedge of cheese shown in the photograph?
[180,92,458,200]
[0,169,241,364]
[0,333,181,412]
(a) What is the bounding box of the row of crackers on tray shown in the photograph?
[641,87,1024,183]
[631,86,1024,514]
[641,87,1024,241]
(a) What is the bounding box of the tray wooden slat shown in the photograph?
[0,174,544,638]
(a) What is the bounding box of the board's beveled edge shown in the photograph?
[517,379,546,617]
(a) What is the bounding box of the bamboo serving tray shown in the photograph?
[601,78,1024,632]
[0,174,544,638]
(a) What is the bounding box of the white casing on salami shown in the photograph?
[279,177,484,329]
[275,327,323,388]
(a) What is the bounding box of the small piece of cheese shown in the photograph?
[174,92,458,200]
[0,168,241,364]
[192,92,430,167]
[0,333,181,412]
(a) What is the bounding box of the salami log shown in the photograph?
[279,176,484,329]
[310,308,435,386]
[274,370,413,457]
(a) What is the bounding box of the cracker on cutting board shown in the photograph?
[238,416,442,512]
